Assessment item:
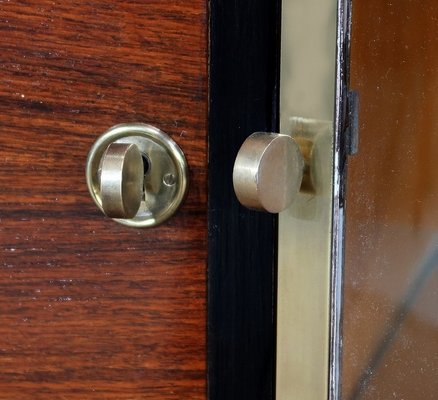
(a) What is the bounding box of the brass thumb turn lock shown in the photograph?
[233,131,315,213]
[86,123,188,228]
[99,142,144,219]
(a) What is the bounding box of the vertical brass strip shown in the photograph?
[276,1,338,399]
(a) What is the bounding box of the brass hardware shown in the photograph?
[100,143,144,219]
[276,0,337,398]
[232,131,316,213]
[86,123,188,228]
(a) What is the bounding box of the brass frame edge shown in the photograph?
[329,0,352,398]
[276,1,339,399]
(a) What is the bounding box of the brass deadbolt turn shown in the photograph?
[99,142,144,219]
[86,123,188,227]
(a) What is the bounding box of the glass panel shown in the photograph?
[343,1,438,399]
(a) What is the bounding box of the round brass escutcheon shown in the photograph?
[86,123,189,228]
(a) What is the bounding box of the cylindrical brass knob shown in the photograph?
[233,132,305,213]
[100,143,144,219]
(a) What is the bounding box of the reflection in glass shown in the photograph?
[343,1,438,399]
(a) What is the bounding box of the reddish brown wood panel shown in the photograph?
[0,1,207,399]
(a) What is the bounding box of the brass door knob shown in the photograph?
[233,132,306,213]
[86,123,188,228]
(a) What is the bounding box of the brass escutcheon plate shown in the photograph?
[86,123,188,228]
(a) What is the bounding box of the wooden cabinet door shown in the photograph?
[0,2,207,399]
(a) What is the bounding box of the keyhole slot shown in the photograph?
[142,154,151,176]
[140,154,151,202]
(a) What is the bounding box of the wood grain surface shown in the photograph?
[0,1,207,399]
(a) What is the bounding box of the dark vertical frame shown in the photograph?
[208,1,281,399]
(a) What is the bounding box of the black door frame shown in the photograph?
[208,1,281,399]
